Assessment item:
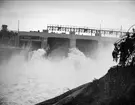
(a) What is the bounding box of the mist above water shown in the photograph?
[0,44,116,105]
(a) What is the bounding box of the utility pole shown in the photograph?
[16,20,20,47]
[120,25,122,36]
[100,20,102,36]
[18,20,19,33]
[100,20,103,30]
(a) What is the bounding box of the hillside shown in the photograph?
[36,65,135,105]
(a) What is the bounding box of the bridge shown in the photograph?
[18,25,124,56]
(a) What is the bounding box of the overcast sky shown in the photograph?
[0,0,135,31]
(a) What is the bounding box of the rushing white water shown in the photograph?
[0,45,116,105]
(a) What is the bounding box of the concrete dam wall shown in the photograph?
[18,32,118,58]
[24,37,113,58]
[47,37,70,58]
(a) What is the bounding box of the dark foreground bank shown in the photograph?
[36,65,135,105]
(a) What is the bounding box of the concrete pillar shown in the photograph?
[70,32,76,48]
[41,38,48,49]
[15,35,20,47]
[70,38,76,48]
[97,41,103,48]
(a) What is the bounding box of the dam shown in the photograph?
[17,25,125,56]
[0,24,127,57]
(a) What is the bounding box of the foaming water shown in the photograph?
[0,45,116,105]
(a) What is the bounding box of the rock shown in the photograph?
[36,65,135,105]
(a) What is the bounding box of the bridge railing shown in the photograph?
[47,25,126,38]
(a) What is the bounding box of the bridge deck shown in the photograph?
[19,31,119,43]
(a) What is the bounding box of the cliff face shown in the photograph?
[36,65,135,105]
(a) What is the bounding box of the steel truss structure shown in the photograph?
[47,24,126,37]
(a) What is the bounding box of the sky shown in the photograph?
[0,0,135,31]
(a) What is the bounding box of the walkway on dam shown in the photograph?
[18,31,120,43]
